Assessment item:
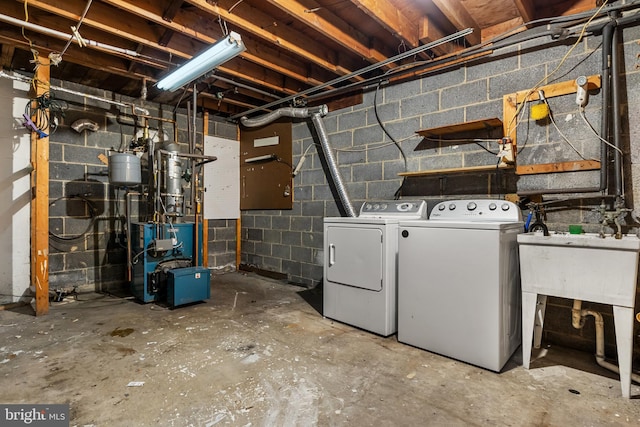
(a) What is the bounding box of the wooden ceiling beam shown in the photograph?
[20,0,191,61]
[157,29,175,47]
[431,0,481,45]
[102,0,337,86]
[182,0,360,81]
[266,0,387,64]
[3,3,166,70]
[349,0,419,47]
[419,18,463,56]
[162,0,184,22]
[0,44,15,70]
[482,17,525,42]
[513,0,536,24]
[18,0,306,96]
[1,30,276,107]
[0,32,142,80]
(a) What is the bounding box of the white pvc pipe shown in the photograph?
[572,300,640,383]
[0,70,149,116]
[0,13,140,58]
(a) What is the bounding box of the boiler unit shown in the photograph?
[130,222,205,306]
[110,118,217,308]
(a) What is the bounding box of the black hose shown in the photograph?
[599,21,614,192]
[611,21,623,198]
[49,195,99,241]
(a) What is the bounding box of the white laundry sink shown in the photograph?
[518,232,640,307]
[518,232,640,398]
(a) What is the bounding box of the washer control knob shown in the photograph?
[467,202,477,211]
[501,203,510,211]
[448,203,456,211]
[489,203,497,211]
[438,204,446,211]
[364,203,372,210]
[381,203,388,210]
[373,204,380,210]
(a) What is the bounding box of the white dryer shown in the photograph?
[397,199,523,371]
[323,200,428,336]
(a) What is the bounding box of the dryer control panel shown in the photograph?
[359,200,428,219]
[429,199,521,221]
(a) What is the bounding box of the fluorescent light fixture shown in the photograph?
[156,31,246,92]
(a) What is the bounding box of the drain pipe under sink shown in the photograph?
[571,300,640,383]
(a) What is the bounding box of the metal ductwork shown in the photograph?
[240,105,328,128]
[241,106,356,217]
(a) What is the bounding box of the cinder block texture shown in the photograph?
[47,82,237,290]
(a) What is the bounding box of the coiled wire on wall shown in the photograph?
[24,92,68,135]
[49,195,99,241]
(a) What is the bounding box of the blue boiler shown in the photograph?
[130,222,207,305]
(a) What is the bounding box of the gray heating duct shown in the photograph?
[240,106,357,217]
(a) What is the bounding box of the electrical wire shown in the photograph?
[374,80,408,171]
[578,107,626,198]
[21,0,39,77]
[506,0,610,136]
[48,195,99,241]
[275,156,293,169]
[132,244,155,264]
[24,92,69,136]
[545,99,594,161]
[579,108,624,157]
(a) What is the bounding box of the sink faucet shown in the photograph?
[595,202,631,239]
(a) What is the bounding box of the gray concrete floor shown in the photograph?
[1,272,639,426]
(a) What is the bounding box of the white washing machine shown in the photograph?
[323,200,428,336]
[397,199,523,371]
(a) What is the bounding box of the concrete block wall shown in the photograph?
[240,21,640,362]
[47,80,237,292]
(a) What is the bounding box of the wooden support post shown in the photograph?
[30,57,50,316]
[235,125,242,270]
[236,217,242,269]
[202,110,209,267]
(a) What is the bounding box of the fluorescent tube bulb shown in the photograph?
[245,154,276,163]
[157,31,246,92]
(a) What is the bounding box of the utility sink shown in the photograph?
[518,233,640,306]
[517,232,640,398]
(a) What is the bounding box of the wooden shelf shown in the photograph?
[416,117,503,138]
[398,163,512,177]
[516,160,601,175]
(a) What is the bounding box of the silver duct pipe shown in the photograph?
[240,105,328,127]
[310,113,357,217]
[240,105,356,217]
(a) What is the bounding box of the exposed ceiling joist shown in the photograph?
[432,0,481,45]
[266,0,388,64]
[0,0,607,117]
[513,0,536,24]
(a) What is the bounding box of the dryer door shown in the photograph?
[326,225,383,291]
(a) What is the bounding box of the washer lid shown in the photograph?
[429,199,522,222]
